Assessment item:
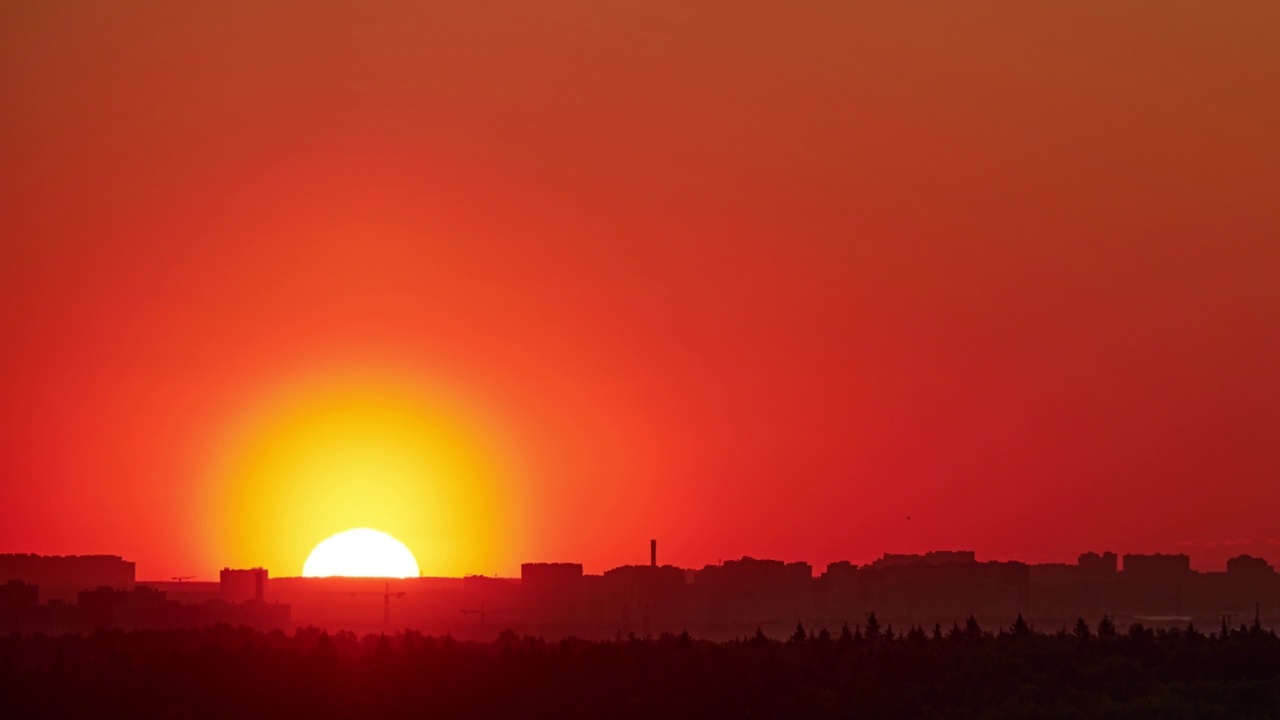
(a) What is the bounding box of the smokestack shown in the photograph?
[650,539,657,568]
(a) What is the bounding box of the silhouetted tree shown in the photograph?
[789,622,807,646]
[751,626,768,645]
[1011,614,1031,637]
[964,615,983,642]
[865,612,881,641]
[1073,617,1092,643]
[907,625,927,645]
[1127,622,1152,644]
[1097,614,1116,638]
[837,622,854,648]
[3,620,1280,718]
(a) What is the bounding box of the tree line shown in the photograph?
[1,614,1278,718]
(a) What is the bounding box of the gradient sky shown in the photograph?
[2,2,1278,579]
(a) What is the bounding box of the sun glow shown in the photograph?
[213,374,518,578]
[303,528,421,578]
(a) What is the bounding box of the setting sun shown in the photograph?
[302,528,420,578]
[212,374,518,578]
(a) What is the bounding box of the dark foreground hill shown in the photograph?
[2,616,1279,719]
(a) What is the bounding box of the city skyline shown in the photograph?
[6,543,1280,642]
[3,2,1279,582]
[5,542,1278,583]
[4,2,1275,716]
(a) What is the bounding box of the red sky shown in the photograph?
[2,1,1278,579]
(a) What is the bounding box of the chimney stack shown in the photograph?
[650,539,657,568]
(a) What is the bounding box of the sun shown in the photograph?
[302,528,421,578]
[213,374,520,579]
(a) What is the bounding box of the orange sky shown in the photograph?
[2,2,1278,579]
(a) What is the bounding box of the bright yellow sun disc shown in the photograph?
[302,528,421,578]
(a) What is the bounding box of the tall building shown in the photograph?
[521,563,585,623]
[220,567,268,602]
[0,554,135,602]
[1078,551,1119,578]
[1226,555,1273,577]
[1120,553,1192,613]
[1122,553,1191,580]
[693,557,813,624]
[0,580,39,612]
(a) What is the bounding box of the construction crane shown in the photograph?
[317,581,407,628]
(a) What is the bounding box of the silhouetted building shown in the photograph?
[75,582,291,631]
[0,554,135,602]
[463,574,519,595]
[1212,554,1280,616]
[859,556,1029,621]
[1029,554,1116,621]
[598,563,688,631]
[220,567,268,602]
[1227,554,1274,577]
[0,580,43,633]
[870,551,976,569]
[816,561,858,619]
[78,586,183,630]
[1123,553,1191,580]
[693,557,813,625]
[201,598,292,629]
[1078,551,1119,578]
[521,563,584,623]
[0,579,39,610]
[10,547,1280,638]
[1119,553,1193,613]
